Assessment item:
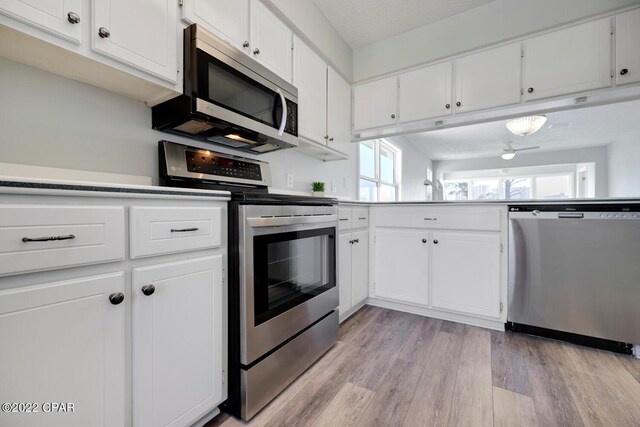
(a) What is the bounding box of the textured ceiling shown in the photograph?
[311,0,496,48]
[401,100,640,161]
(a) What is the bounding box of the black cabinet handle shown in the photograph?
[433,239,439,244]
[456,101,461,107]
[109,292,124,305]
[422,238,427,243]
[620,68,629,75]
[141,284,156,296]
[445,104,450,109]
[170,227,199,233]
[22,234,75,242]
[528,87,534,93]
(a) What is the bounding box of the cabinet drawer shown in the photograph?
[0,205,125,277]
[375,207,502,231]
[338,208,352,231]
[130,207,222,258]
[352,208,369,229]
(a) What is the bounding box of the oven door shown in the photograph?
[240,206,338,365]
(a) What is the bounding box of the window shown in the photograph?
[359,140,401,201]
[442,165,586,201]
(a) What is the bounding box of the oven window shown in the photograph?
[196,50,283,130]
[253,227,336,326]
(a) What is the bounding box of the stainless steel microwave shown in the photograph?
[152,24,298,154]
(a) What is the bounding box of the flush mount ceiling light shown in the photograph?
[506,115,547,136]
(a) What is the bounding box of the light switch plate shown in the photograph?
[286,173,293,188]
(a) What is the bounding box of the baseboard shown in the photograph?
[339,300,367,323]
[366,298,505,331]
[191,407,221,427]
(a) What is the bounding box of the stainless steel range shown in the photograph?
[159,140,339,420]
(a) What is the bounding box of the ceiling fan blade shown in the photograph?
[513,146,541,152]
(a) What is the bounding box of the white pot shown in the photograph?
[312,191,325,197]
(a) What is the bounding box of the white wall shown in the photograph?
[0,57,358,197]
[353,0,640,81]
[608,137,640,197]
[266,0,353,80]
[433,146,610,198]
[390,137,433,201]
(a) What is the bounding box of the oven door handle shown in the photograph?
[276,88,287,136]
[247,214,337,228]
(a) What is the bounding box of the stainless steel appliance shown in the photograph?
[152,24,299,154]
[508,204,640,353]
[159,141,339,420]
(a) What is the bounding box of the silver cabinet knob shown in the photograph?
[329,137,334,141]
[67,12,81,24]
[456,101,461,107]
[98,27,110,38]
[243,41,250,48]
[253,48,260,55]
[391,114,396,119]
[324,135,329,139]
[422,238,427,243]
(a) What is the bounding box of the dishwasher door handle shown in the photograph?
[558,213,584,219]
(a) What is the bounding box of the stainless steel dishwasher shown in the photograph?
[508,204,640,353]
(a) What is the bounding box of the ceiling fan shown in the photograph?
[501,141,540,160]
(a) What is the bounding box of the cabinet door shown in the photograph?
[351,230,369,306]
[327,67,352,155]
[0,0,82,43]
[431,232,501,318]
[181,0,249,53]
[293,36,327,145]
[616,8,640,85]
[133,255,224,427]
[455,43,522,113]
[0,273,125,427]
[250,0,292,82]
[353,76,398,131]
[338,233,352,316]
[398,61,452,123]
[374,228,428,305]
[523,18,611,101]
[92,0,177,83]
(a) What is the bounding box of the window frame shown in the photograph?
[358,139,401,202]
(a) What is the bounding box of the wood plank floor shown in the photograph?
[206,306,640,427]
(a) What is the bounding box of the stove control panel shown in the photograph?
[186,149,262,181]
[160,140,272,187]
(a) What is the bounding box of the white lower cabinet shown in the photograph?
[371,206,506,326]
[132,255,224,427]
[431,231,501,318]
[374,228,429,305]
[338,208,369,321]
[0,272,126,427]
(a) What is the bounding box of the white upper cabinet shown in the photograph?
[293,35,328,144]
[431,232,501,319]
[454,43,522,113]
[398,61,452,123]
[616,8,640,86]
[0,0,82,43]
[523,18,612,101]
[92,0,177,83]
[250,0,292,82]
[181,0,249,52]
[327,67,352,154]
[353,76,398,131]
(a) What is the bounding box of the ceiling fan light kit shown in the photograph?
[506,115,548,136]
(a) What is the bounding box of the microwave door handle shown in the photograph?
[276,88,287,136]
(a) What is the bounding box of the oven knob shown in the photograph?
[141,284,156,296]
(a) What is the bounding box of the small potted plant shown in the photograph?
[312,181,325,197]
